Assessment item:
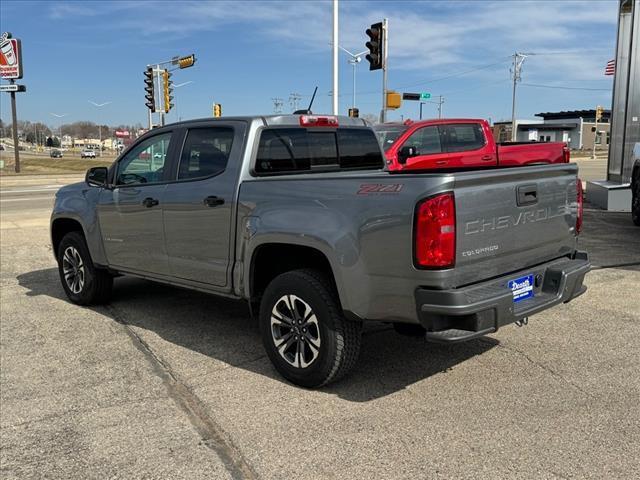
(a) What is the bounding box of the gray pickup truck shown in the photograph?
[51,114,590,387]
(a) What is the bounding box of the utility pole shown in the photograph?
[381,18,388,123]
[332,0,339,115]
[510,52,529,142]
[436,95,444,119]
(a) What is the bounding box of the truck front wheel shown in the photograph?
[57,231,113,305]
[259,269,362,388]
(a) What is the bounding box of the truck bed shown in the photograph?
[497,141,568,165]
[237,163,581,323]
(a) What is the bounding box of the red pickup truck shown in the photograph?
[373,118,570,171]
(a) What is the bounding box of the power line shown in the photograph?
[394,57,513,90]
[521,83,611,91]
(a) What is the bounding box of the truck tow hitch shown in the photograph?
[515,317,529,327]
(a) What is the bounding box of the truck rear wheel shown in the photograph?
[57,231,113,305]
[259,269,362,388]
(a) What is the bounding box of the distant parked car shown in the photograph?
[81,149,96,158]
[50,149,63,158]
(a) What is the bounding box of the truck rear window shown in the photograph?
[255,128,383,174]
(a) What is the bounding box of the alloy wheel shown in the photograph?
[62,246,85,294]
[270,294,321,369]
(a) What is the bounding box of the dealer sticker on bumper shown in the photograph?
[508,274,534,302]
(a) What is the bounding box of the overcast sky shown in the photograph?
[0,0,619,127]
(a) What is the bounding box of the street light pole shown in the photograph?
[338,46,367,111]
[50,112,68,150]
[173,81,194,122]
[89,101,112,156]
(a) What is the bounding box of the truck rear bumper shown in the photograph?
[415,252,590,343]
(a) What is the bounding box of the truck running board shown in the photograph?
[425,327,495,344]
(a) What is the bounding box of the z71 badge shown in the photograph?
[357,183,403,195]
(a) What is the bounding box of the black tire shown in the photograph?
[57,231,113,305]
[632,169,640,227]
[259,269,362,388]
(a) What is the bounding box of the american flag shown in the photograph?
[604,59,615,76]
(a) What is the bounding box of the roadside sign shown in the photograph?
[0,32,23,80]
[0,84,26,92]
[403,92,432,101]
[115,130,130,138]
[402,93,420,101]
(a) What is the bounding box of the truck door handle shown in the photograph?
[481,155,493,161]
[142,197,159,208]
[203,195,225,207]
[436,160,448,165]
[516,184,538,206]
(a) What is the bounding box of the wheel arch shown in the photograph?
[51,217,86,258]
[247,242,349,314]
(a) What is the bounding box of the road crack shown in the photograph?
[104,304,259,480]
[490,340,594,398]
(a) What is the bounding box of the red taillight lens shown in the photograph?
[576,179,584,234]
[563,146,571,163]
[414,192,456,268]
[299,115,339,127]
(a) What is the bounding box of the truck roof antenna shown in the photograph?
[293,86,318,115]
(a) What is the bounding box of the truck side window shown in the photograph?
[404,126,442,155]
[255,128,383,174]
[178,128,234,180]
[116,133,172,186]
[443,124,485,152]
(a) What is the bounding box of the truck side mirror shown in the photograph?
[398,146,418,165]
[86,166,108,187]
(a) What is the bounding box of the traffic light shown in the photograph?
[365,22,384,71]
[162,69,174,113]
[348,108,359,118]
[177,54,196,69]
[596,105,603,121]
[144,67,155,112]
[386,91,401,109]
[213,103,222,117]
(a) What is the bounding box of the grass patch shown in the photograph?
[0,151,115,174]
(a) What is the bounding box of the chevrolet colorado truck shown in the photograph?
[51,115,590,387]
[373,119,570,172]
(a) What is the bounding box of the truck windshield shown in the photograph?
[372,125,408,149]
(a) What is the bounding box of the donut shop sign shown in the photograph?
[0,32,23,80]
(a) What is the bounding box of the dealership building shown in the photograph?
[492,109,611,150]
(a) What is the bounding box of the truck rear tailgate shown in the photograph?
[450,163,579,288]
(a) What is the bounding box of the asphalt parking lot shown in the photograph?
[1,173,639,479]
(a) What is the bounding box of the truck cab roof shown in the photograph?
[163,114,369,129]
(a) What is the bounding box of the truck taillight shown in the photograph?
[563,145,571,163]
[576,179,584,234]
[414,192,456,268]
[299,115,338,127]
